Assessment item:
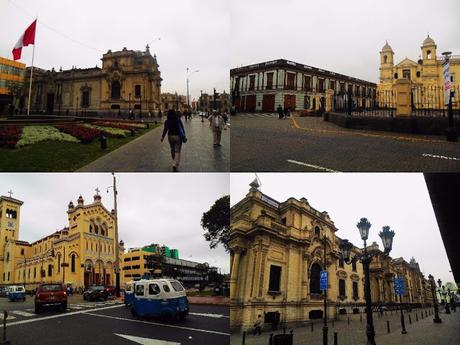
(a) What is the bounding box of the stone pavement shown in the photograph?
[78,116,230,172]
[231,307,460,345]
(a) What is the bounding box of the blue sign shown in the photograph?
[394,277,406,296]
[320,271,328,290]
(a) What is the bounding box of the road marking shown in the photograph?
[422,153,460,162]
[290,116,448,143]
[0,304,124,328]
[9,310,35,317]
[287,159,340,172]
[115,333,180,345]
[85,312,229,337]
[69,306,84,310]
[189,312,228,319]
[5,315,16,320]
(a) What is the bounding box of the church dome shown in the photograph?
[381,41,393,52]
[422,35,436,46]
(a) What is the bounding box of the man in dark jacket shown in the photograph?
[277,104,283,119]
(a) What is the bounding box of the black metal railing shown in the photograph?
[331,90,396,117]
[411,85,460,117]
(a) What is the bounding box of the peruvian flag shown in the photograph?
[12,20,37,61]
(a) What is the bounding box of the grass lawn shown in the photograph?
[0,124,160,172]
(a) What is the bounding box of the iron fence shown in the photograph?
[331,90,396,117]
[411,85,460,117]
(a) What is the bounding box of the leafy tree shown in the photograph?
[201,195,230,252]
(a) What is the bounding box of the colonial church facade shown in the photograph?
[0,193,124,290]
[21,46,162,116]
[378,35,459,109]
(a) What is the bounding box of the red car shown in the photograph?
[35,283,67,313]
[105,286,116,296]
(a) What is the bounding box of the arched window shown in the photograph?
[111,81,121,99]
[314,226,320,236]
[427,50,432,59]
[310,263,322,294]
[383,55,387,64]
[71,254,76,273]
[48,264,52,277]
[89,224,93,233]
[394,73,398,79]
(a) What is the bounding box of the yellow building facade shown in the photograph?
[0,193,124,290]
[0,57,25,114]
[378,35,460,109]
[230,181,431,331]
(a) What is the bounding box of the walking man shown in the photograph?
[277,104,283,119]
[209,111,225,146]
[253,314,263,336]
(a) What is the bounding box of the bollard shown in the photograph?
[242,331,246,345]
[334,332,338,345]
[409,314,412,324]
[421,311,424,319]
[130,129,135,137]
[99,135,107,150]
[332,319,334,328]
[269,333,273,345]
[2,310,10,345]
[387,320,390,333]
[415,313,418,322]
[360,313,362,323]
[347,316,350,326]
[290,330,293,345]
[311,321,314,332]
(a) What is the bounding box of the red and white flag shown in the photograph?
[12,19,37,61]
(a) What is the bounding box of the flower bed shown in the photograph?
[83,124,128,138]
[93,121,146,130]
[57,124,102,144]
[16,126,79,148]
[0,126,23,148]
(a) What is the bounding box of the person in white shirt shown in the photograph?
[208,111,225,146]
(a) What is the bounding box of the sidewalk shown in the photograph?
[78,116,230,172]
[187,296,230,305]
[231,308,459,345]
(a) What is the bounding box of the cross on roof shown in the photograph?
[7,190,13,198]
[95,187,100,195]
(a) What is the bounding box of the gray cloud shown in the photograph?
[0,0,229,100]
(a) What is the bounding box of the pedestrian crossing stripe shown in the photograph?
[9,310,35,317]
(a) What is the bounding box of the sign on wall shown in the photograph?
[320,271,328,290]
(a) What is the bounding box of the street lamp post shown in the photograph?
[108,173,121,297]
[186,68,199,110]
[339,219,395,345]
[428,274,442,323]
[442,51,457,142]
[395,268,408,334]
[322,235,328,345]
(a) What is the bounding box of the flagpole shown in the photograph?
[26,18,37,116]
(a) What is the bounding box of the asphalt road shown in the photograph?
[0,296,229,345]
[230,113,460,172]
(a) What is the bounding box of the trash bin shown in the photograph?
[273,334,291,345]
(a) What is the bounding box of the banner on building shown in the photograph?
[394,277,406,296]
[443,60,452,106]
[320,271,328,290]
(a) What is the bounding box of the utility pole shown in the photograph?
[112,173,120,297]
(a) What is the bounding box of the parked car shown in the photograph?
[35,283,67,313]
[105,285,116,296]
[83,285,109,301]
[7,285,26,302]
[0,286,8,297]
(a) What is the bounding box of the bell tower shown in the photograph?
[0,194,23,249]
[379,41,394,84]
[421,35,437,65]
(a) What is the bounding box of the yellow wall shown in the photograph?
[0,57,25,95]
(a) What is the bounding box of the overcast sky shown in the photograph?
[0,173,230,273]
[230,0,460,83]
[231,173,455,285]
[0,0,229,100]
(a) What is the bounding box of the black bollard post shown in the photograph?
[387,320,390,333]
[242,331,246,345]
[360,313,362,323]
[347,316,350,326]
[410,314,413,324]
[311,321,314,332]
[332,319,334,328]
[415,313,418,322]
[334,332,338,345]
[269,333,273,345]
[2,310,10,345]
[290,330,293,345]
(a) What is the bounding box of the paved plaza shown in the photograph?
[230,113,460,172]
[231,307,459,345]
[79,116,230,172]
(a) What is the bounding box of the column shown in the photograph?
[230,249,241,300]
